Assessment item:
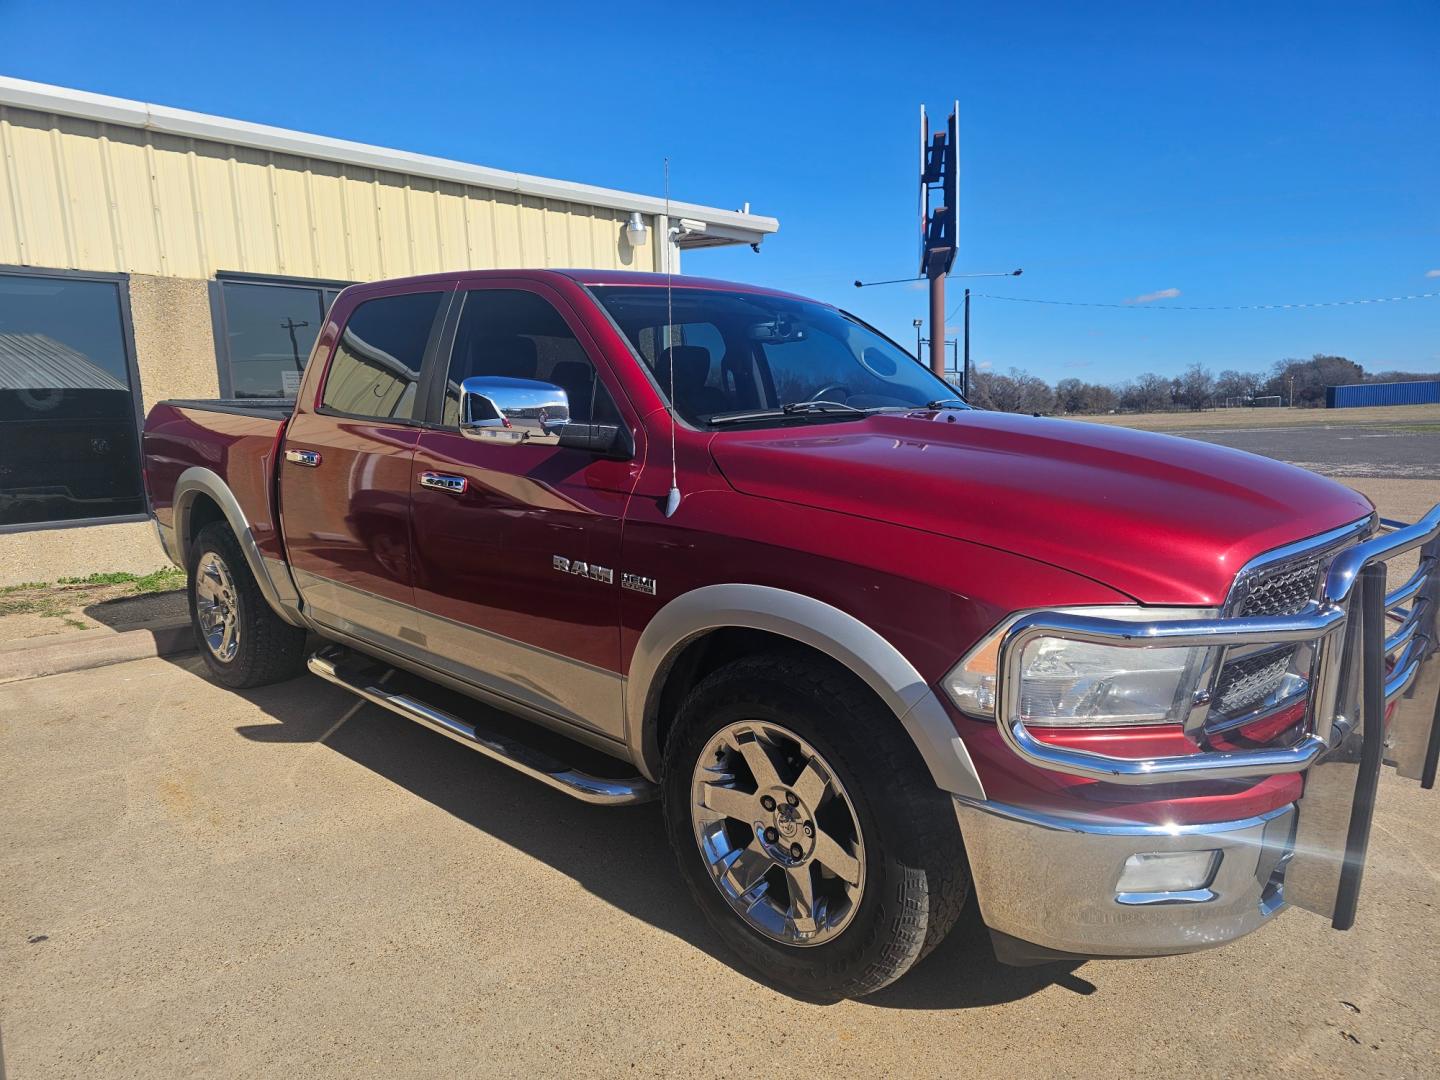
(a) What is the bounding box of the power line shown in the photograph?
[956,290,1440,318]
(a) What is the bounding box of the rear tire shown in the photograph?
[187,520,306,688]
[662,653,969,1000]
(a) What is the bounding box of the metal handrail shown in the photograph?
[994,504,1440,785]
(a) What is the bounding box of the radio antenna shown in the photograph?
[662,157,682,518]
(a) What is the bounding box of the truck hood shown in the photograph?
[708,410,1373,605]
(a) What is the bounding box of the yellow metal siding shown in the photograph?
[0,104,659,279]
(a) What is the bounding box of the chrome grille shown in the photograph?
[1231,554,1327,617]
[1209,528,1361,725]
[1213,649,1294,716]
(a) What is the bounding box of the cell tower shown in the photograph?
[919,102,959,377]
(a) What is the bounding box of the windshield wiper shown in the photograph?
[925,398,969,410]
[708,401,870,427]
[781,400,868,416]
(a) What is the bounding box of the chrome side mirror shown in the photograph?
[459,376,570,446]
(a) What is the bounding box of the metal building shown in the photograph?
[0,77,778,584]
[1326,380,1440,409]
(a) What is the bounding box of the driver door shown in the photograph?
[408,282,642,739]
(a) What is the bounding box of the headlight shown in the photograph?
[944,606,1216,727]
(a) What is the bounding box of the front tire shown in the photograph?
[187,521,306,688]
[662,653,970,1000]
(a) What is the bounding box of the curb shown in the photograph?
[0,621,195,684]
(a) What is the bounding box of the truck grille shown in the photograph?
[1208,532,1356,725]
[1212,649,1295,717]
[1231,553,1329,618]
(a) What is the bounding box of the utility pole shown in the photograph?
[280,317,310,371]
[919,103,959,379]
[913,318,923,361]
[928,269,946,377]
[962,288,971,397]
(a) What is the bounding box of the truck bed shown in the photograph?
[159,398,296,420]
[143,398,292,568]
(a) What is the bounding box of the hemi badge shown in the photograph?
[621,573,657,595]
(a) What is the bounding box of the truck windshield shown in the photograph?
[590,286,964,427]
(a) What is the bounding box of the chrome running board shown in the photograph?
[307,649,657,806]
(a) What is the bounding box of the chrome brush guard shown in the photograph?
[993,505,1440,924]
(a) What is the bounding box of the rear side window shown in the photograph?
[320,291,443,421]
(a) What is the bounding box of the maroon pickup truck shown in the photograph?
[143,269,1440,999]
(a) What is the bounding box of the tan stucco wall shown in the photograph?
[0,520,171,586]
[128,274,220,411]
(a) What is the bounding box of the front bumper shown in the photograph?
[962,504,1440,958]
[955,797,1294,957]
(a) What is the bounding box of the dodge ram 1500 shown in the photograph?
[143,269,1440,999]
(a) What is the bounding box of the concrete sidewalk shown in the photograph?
[0,620,192,684]
[0,591,192,684]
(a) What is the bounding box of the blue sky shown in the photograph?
[6,0,1437,386]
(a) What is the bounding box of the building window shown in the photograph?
[320,291,445,422]
[213,276,347,399]
[0,269,145,530]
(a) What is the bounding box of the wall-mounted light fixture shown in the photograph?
[625,211,648,247]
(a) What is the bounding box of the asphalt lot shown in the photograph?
[1174,421,1440,480]
[3,480,1440,1079]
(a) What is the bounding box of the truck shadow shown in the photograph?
[217,658,1086,1010]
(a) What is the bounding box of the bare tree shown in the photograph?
[970,368,1055,414]
[1120,372,1173,413]
[1215,369,1262,404]
[1175,363,1215,411]
[1056,378,1118,414]
[1055,377,1086,413]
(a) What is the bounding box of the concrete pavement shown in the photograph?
[3,653,1439,1079]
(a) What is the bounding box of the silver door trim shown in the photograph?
[312,623,634,762]
[293,567,420,657]
[416,606,624,738]
[295,569,624,739]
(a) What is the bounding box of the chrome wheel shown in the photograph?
[194,550,240,662]
[690,720,866,947]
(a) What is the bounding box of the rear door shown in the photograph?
[279,283,452,654]
[408,281,644,737]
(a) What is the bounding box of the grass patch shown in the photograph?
[0,581,48,594]
[0,567,186,628]
[129,567,187,593]
[56,571,137,586]
[53,567,186,594]
[0,595,70,618]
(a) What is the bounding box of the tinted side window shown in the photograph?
[443,290,616,427]
[321,291,443,421]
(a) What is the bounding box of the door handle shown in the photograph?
[419,471,468,495]
[284,449,322,467]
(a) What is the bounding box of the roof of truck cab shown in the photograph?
[338,269,817,304]
[552,269,811,301]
